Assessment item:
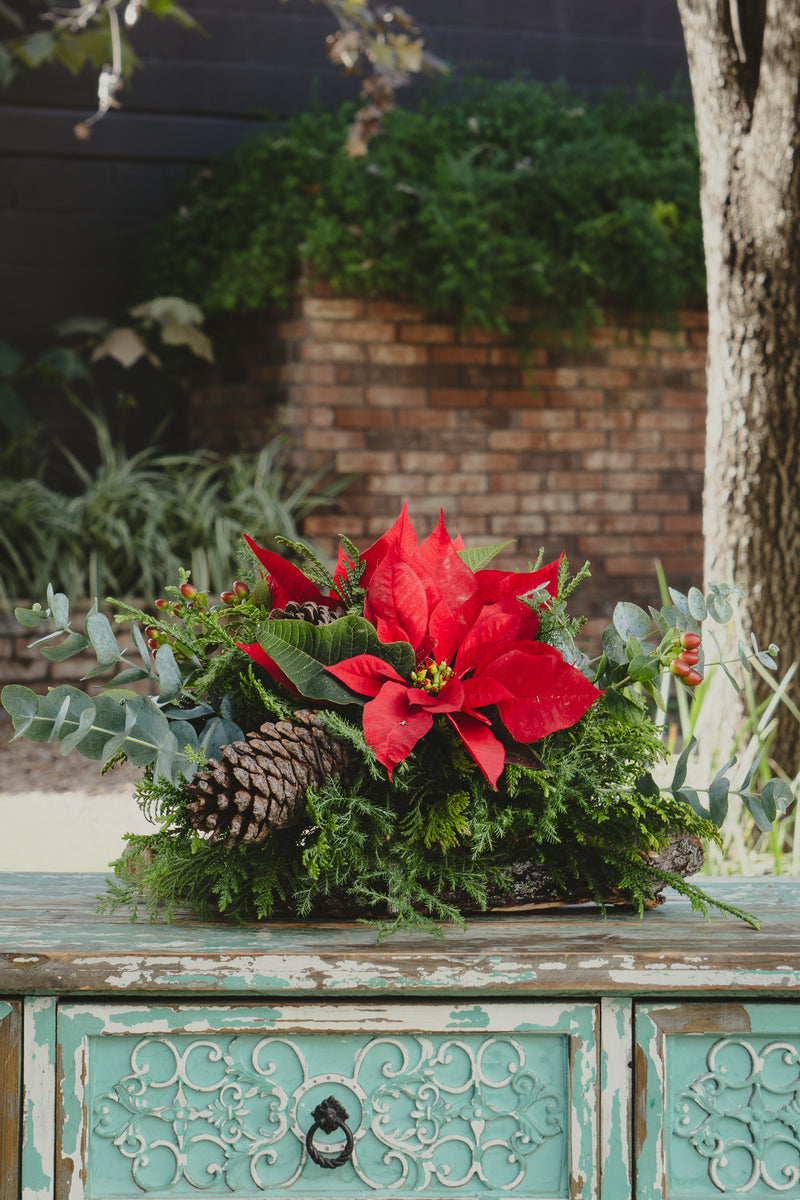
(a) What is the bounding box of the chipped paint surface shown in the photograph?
[22,996,56,1200]
[1,874,800,996]
[600,998,632,1198]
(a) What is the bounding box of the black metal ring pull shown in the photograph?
[305,1096,354,1169]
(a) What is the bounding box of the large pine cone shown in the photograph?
[268,600,345,624]
[185,710,349,848]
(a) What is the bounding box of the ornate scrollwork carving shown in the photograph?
[673,1036,800,1192]
[91,1029,567,1193]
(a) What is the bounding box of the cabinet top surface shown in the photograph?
[1,873,799,996]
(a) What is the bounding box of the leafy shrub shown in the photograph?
[142,76,704,332]
[0,410,343,609]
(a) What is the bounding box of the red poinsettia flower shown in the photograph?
[328,511,602,786]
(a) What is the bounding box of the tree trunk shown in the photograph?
[677,0,800,773]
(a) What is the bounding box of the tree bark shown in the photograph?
[677,0,800,772]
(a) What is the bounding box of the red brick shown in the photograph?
[518,409,576,429]
[460,327,508,344]
[661,389,705,409]
[488,431,547,451]
[634,410,693,430]
[400,451,458,472]
[308,407,335,427]
[489,346,528,366]
[460,492,519,514]
[335,408,395,428]
[633,535,695,554]
[336,450,398,472]
[491,389,540,408]
[430,388,488,408]
[368,343,428,365]
[303,297,365,320]
[614,431,662,451]
[520,492,577,514]
[605,555,649,575]
[367,299,425,321]
[530,368,582,388]
[430,346,489,365]
[588,326,629,348]
[367,472,426,494]
[303,385,365,408]
[460,451,520,472]
[577,490,634,512]
[581,450,636,472]
[304,514,367,536]
[636,452,696,471]
[367,386,427,408]
[336,319,396,342]
[426,473,488,494]
[490,515,547,535]
[397,408,456,429]
[603,513,659,533]
[307,319,337,340]
[300,341,366,364]
[678,310,708,328]
[577,534,631,555]
[663,515,703,533]
[660,350,707,370]
[307,364,337,384]
[547,431,600,450]
[277,363,308,383]
[577,367,633,388]
[545,513,604,535]
[399,323,453,344]
[547,471,605,491]
[608,348,660,368]
[633,328,685,350]
[305,429,365,450]
[634,493,690,512]
[277,319,309,339]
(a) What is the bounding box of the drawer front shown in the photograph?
[57,1000,598,1199]
[635,1002,800,1199]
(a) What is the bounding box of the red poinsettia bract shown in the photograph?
[328,510,602,786]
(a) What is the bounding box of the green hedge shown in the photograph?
[143,77,704,333]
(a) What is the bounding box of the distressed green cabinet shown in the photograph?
[2,874,800,1199]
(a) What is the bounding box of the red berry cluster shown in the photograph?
[668,631,702,687]
[220,580,250,606]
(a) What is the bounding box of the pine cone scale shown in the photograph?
[184,709,349,847]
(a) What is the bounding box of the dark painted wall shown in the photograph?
[0,1,689,346]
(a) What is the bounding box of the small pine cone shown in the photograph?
[268,599,345,625]
[184,710,349,848]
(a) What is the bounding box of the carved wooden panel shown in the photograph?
[56,1000,599,1199]
[635,1002,800,1198]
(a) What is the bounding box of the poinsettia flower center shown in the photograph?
[410,658,455,695]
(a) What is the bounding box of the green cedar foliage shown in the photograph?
[141,76,703,334]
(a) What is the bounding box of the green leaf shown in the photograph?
[687,587,707,621]
[737,639,752,674]
[0,3,25,30]
[458,540,514,572]
[47,588,70,629]
[743,795,773,833]
[612,601,651,642]
[14,606,51,629]
[670,735,697,793]
[0,341,23,378]
[675,787,708,820]
[601,625,626,665]
[257,614,415,705]
[85,612,123,666]
[131,622,153,668]
[706,592,733,623]
[39,631,90,662]
[668,588,690,617]
[155,643,184,703]
[15,30,56,68]
[35,345,91,382]
[707,767,732,826]
[0,381,34,434]
[762,777,793,816]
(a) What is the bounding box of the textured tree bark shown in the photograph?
[677,0,800,771]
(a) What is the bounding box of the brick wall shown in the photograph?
[190,294,708,638]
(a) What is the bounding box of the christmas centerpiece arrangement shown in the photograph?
[1,505,791,935]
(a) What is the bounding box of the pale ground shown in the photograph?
[0,722,153,872]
